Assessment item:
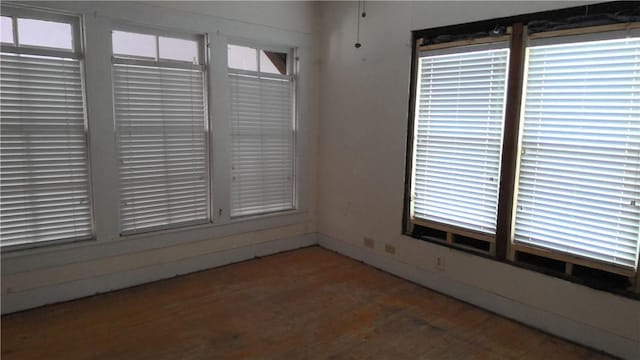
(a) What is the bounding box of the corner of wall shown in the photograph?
[316,233,640,360]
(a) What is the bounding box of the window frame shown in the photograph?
[0,6,82,58]
[511,29,640,274]
[227,40,293,75]
[410,39,512,249]
[404,2,640,296]
[0,1,311,269]
[226,40,298,219]
[0,5,95,251]
[110,25,212,236]
[111,24,206,68]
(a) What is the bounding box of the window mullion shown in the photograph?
[208,33,232,224]
[496,22,526,260]
[11,16,18,45]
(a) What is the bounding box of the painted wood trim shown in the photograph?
[528,22,640,40]
[633,254,640,292]
[410,218,495,243]
[512,243,636,278]
[2,233,318,314]
[495,23,526,260]
[402,37,421,236]
[419,34,510,52]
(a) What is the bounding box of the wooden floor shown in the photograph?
[2,246,612,359]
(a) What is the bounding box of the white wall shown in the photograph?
[316,1,639,359]
[142,1,316,34]
[1,1,320,314]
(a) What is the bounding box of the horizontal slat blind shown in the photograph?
[229,72,294,217]
[114,64,208,233]
[412,47,509,234]
[0,53,92,246]
[515,36,640,269]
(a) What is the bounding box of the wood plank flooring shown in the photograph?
[1,246,612,359]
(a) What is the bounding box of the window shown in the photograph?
[159,36,198,63]
[228,44,257,71]
[112,30,209,234]
[112,31,155,60]
[514,34,640,270]
[228,44,295,217]
[406,4,640,292]
[0,10,92,247]
[17,18,73,50]
[1,16,13,44]
[411,44,509,236]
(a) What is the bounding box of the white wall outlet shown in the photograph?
[385,244,396,255]
[363,237,375,249]
[436,256,445,271]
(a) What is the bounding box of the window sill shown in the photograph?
[1,235,96,255]
[229,207,299,223]
[406,229,640,301]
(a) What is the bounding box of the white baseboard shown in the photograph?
[2,233,316,314]
[318,234,639,360]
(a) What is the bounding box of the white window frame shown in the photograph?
[0,6,82,59]
[111,23,206,67]
[0,2,311,262]
[227,40,298,218]
[0,5,95,250]
[111,24,212,236]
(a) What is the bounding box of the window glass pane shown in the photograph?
[228,44,257,71]
[411,47,510,234]
[260,50,287,74]
[112,31,156,59]
[159,36,199,63]
[1,16,13,44]
[114,64,209,233]
[0,52,92,246]
[514,37,640,269]
[229,74,294,216]
[17,18,72,50]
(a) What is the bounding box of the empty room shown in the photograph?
[1,1,639,359]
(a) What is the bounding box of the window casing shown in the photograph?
[406,13,640,292]
[0,8,93,248]
[227,44,296,217]
[112,29,210,235]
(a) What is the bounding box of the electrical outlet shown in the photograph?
[363,237,375,249]
[435,256,445,271]
[384,244,396,255]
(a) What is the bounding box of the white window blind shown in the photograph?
[0,53,92,247]
[411,46,509,234]
[229,67,295,217]
[114,64,209,233]
[514,35,640,269]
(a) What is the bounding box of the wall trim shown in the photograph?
[1,233,316,314]
[318,234,639,360]
[5,232,638,359]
